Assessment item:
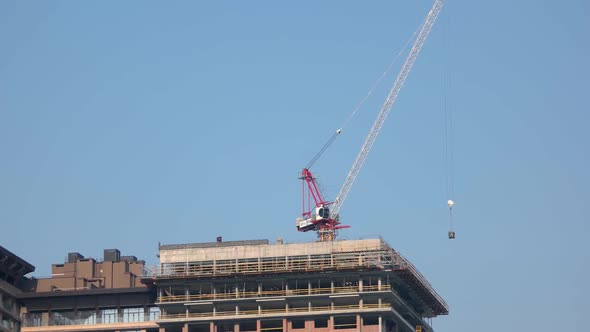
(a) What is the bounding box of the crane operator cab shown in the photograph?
[296,206,331,232]
[316,206,330,219]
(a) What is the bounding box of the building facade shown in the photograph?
[145,238,448,332]
[8,238,448,332]
[0,246,35,332]
[19,249,159,332]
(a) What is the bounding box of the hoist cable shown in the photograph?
[442,7,455,233]
[306,130,340,170]
[339,22,424,132]
[305,22,424,171]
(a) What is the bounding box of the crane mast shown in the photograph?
[330,0,446,218]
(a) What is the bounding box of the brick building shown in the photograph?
[19,249,159,332]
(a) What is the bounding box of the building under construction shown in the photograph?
[145,237,448,332]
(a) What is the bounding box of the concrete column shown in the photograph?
[159,327,166,332]
[359,298,363,308]
[256,320,261,332]
[213,305,216,317]
[258,282,262,295]
[378,316,383,332]
[117,306,122,323]
[359,278,363,292]
[234,322,240,332]
[285,303,289,313]
[212,284,217,300]
[185,307,189,318]
[378,277,382,291]
[186,287,190,301]
[308,280,311,295]
[331,300,334,311]
[283,318,288,332]
[329,316,334,332]
[182,323,189,332]
[258,305,261,315]
[41,312,49,326]
[236,305,239,316]
[308,301,311,312]
[357,315,361,332]
[209,322,215,332]
[236,285,240,298]
[331,280,334,293]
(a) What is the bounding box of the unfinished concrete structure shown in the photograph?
[146,238,448,332]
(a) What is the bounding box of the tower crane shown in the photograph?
[296,0,446,241]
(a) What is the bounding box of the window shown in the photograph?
[52,312,75,326]
[292,319,305,329]
[122,308,144,323]
[101,309,117,324]
[314,318,328,328]
[149,307,160,321]
[24,313,42,327]
[318,207,329,218]
[240,321,257,331]
[364,316,379,326]
[78,310,97,325]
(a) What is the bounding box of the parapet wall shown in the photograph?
[159,238,383,264]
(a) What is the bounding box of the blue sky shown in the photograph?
[1,1,588,331]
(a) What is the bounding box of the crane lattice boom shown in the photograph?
[330,0,446,218]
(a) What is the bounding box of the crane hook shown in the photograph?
[447,199,455,239]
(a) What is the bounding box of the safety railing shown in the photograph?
[21,310,160,327]
[146,242,393,279]
[158,284,391,303]
[389,247,449,314]
[159,303,392,320]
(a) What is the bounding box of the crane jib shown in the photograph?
[297,0,446,241]
[330,0,446,219]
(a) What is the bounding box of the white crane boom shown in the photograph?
[331,0,446,218]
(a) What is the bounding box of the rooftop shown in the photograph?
[0,245,35,286]
[150,237,449,317]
